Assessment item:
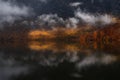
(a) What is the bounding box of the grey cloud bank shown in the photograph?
[0,0,32,24]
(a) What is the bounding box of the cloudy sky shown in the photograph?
[0,0,120,27]
[0,0,32,24]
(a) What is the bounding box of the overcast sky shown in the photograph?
[0,0,119,27]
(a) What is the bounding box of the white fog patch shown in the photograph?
[75,10,114,26]
[99,14,114,25]
[37,14,65,27]
[69,2,83,7]
[36,11,115,28]
[76,54,117,70]
[66,17,79,28]
[37,14,79,28]
[76,56,97,68]
[68,52,79,62]
[0,0,31,24]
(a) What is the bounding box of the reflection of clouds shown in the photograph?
[0,66,28,80]
[70,73,82,78]
[100,54,117,64]
[77,56,97,68]
[0,58,17,66]
[0,50,118,68]
[0,53,19,66]
[0,50,119,80]
[38,52,80,66]
[76,54,117,70]
[29,51,118,67]
[66,51,79,62]
[38,54,66,66]
[0,55,29,80]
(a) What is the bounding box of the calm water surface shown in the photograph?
[0,41,120,80]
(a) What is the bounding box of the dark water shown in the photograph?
[0,41,120,80]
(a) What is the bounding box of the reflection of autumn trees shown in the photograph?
[0,39,119,55]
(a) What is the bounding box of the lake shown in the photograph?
[0,41,120,80]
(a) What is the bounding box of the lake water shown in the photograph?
[0,41,120,80]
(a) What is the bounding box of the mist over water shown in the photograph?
[0,41,120,80]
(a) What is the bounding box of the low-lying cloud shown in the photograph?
[37,14,65,28]
[36,9,116,29]
[75,9,115,26]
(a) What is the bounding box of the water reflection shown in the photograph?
[0,41,120,80]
